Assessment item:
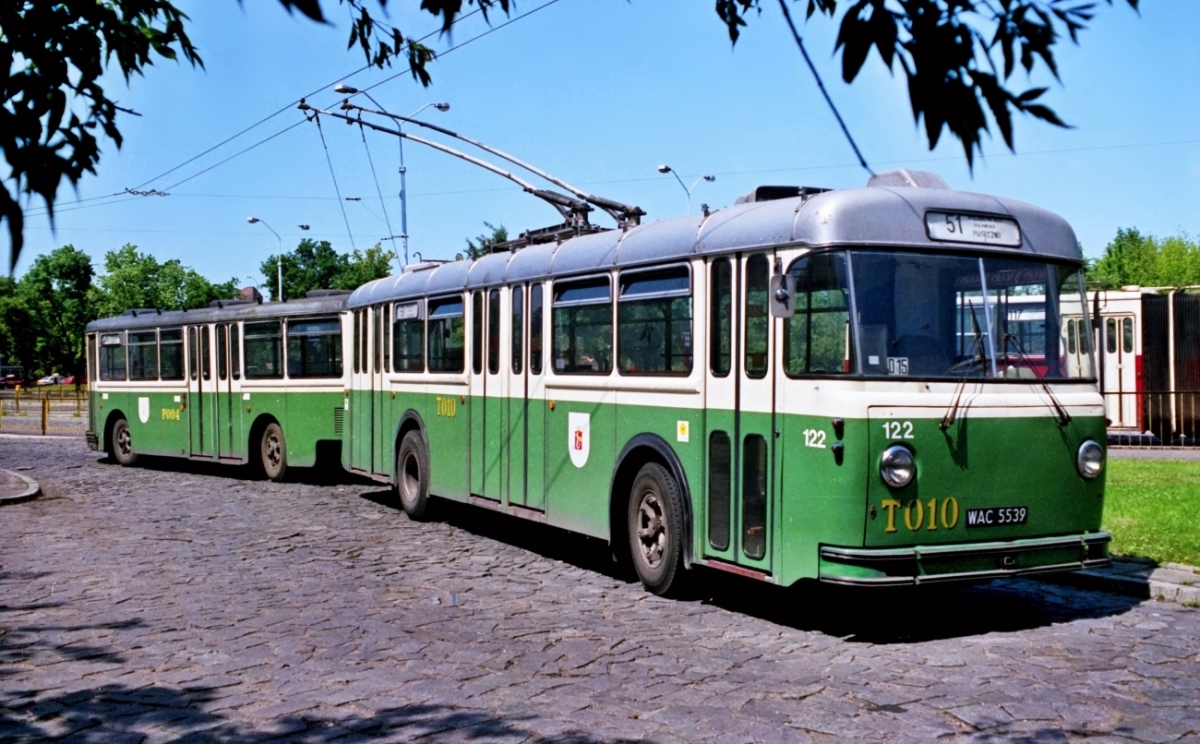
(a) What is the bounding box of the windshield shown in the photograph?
[784,250,1095,380]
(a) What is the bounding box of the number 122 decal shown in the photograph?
[882,421,914,439]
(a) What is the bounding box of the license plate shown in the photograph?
[965,506,1028,528]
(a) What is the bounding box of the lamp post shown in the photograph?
[657,165,715,213]
[333,84,449,266]
[247,217,309,301]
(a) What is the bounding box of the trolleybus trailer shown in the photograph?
[85,293,349,481]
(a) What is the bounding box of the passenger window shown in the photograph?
[472,291,484,375]
[530,285,543,375]
[353,310,360,374]
[393,302,425,372]
[742,434,768,560]
[287,317,343,378]
[1106,318,1117,354]
[244,321,283,379]
[618,266,692,376]
[1122,317,1134,354]
[488,289,501,375]
[784,252,852,376]
[710,259,731,377]
[200,326,211,380]
[160,329,184,380]
[552,277,612,374]
[217,324,228,381]
[128,331,159,381]
[428,297,465,373]
[744,255,770,378]
[708,431,731,551]
[99,333,127,381]
[1066,319,1077,355]
[230,325,241,380]
[512,286,524,375]
[187,327,198,380]
[87,334,98,383]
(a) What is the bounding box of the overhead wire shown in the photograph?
[24,4,493,216]
[314,115,356,251]
[357,118,399,260]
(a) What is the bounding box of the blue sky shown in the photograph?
[12,0,1199,287]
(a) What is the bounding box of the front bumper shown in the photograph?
[819,532,1112,586]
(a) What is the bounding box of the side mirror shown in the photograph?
[770,274,795,318]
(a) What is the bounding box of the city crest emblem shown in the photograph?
[568,412,590,468]
[138,396,150,424]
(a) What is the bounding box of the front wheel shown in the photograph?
[110,418,137,466]
[628,462,685,596]
[395,430,431,519]
[260,422,287,482]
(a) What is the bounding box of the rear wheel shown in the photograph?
[396,430,431,519]
[110,418,137,466]
[628,462,685,595]
[260,422,287,482]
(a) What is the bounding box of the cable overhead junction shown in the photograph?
[297,98,645,253]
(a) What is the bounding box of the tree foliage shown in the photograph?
[260,238,397,300]
[3,0,1137,273]
[1,1,202,273]
[0,244,236,379]
[1088,229,1200,289]
[461,222,508,260]
[90,244,238,319]
[717,0,1138,168]
[0,245,94,377]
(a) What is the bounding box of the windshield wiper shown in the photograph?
[1003,333,1072,428]
[941,300,988,430]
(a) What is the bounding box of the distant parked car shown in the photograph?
[61,375,77,385]
[36,374,65,386]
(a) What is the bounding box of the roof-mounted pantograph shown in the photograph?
[297,98,645,251]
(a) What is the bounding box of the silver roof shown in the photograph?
[344,170,1081,309]
[86,294,348,333]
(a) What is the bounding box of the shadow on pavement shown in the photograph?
[96,453,375,488]
[0,683,649,743]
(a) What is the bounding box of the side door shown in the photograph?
[349,308,373,473]
[1103,315,1137,428]
[213,324,243,458]
[187,324,215,458]
[372,304,389,477]
[701,253,775,574]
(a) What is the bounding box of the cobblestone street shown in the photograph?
[1,437,1197,743]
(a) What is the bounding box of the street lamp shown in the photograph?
[657,165,715,213]
[247,217,309,301]
[334,83,449,266]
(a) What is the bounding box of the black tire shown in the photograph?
[396,430,431,519]
[260,422,287,482]
[110,417,137,466]
[627,462,685,596]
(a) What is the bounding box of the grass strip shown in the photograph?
[1103,459,1200,567]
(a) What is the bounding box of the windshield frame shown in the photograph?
[783,246,1098,383]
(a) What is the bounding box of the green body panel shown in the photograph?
[419,391,469,501]
[862,414,1107,548]
[777,415,871,584]
[544,398,616,539]
[525,397,546,511]
[91,388,341,468]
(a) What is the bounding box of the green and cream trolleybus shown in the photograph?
[342,169,1110,594]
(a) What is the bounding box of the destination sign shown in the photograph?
[925,211,1022,247]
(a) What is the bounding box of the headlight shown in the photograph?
[880,445,915,488]
[1076,440,1104,480]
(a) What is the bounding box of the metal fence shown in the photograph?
[0,387,88,435]
[1104,390,1200,449]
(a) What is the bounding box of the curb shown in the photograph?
[0,467,42,505]
[1036,559,1200,607]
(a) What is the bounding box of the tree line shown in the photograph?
[0,240,395,381]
